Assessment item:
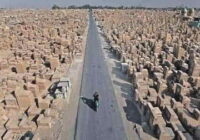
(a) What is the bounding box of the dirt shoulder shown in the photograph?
[97,25,141,140]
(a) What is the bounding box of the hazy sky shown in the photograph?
[0,0,200,8]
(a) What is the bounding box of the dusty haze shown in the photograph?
[0,0,200,8]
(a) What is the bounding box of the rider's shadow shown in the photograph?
[81,97,96,111]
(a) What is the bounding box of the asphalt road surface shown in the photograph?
[74,11,127,140]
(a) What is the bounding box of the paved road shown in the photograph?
[74,11,127,140]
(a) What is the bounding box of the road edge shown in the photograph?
[73,9,90,140]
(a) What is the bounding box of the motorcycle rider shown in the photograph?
[93,91,99,103]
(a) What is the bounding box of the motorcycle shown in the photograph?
[94,99,99,111]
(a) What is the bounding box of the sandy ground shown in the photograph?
[57,58,85,140]
[0,50,11,59]
[97,24,142,140]
[57,16,89,140]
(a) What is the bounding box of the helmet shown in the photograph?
[94,91,99,96]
